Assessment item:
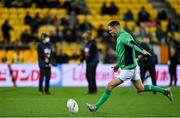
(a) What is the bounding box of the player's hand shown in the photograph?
[137,55,142,61]
[111,66,119,73]
[143,50,151,56]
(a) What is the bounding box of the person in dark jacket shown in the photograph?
[81,31,99,94]
[168,47,178,86]
[37,33,53,95]
[138,37,157,94]
[1,20,13,44]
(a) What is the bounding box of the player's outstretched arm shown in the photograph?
[120,36,151,56]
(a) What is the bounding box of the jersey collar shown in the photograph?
[115,29,125,38]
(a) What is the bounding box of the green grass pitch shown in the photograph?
[0,87,180,117]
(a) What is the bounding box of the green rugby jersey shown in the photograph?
[115,29,144,70]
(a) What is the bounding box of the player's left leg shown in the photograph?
[44,67,51,95]
[86,78,123,112]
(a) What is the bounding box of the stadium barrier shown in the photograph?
[0,64,179,87]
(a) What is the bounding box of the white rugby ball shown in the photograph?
[67,99,79,114]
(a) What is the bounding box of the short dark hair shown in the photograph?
[108,20,120,27]
[41,32,49,40]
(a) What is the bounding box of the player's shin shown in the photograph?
[144,85,166,94]
[95,89,112,110]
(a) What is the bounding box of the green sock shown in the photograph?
[95,89,111,109]
[144,85,166,94]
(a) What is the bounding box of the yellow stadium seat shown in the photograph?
[149,27,157,34]
[149,10,157,20]
[161,20,168,28]
[122,0,131,4]
[0,8,8,14]
[57,9,67,16]
[27,8,37,17]
[126,21,135,30]
[170,0,177,3]
[0,19,5,26]
[174,32,180,40]
[140,0,147,3]
[18,14,25,20]
[6,51,14,63]
[0,50,6,63]
[38,25,56,37]
[9,14,18,19]
[1,13,9,19]
[0,32,3,42]
[8,8,17,15]
[17,8,26,14]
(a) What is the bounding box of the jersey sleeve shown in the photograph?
[115,56,121,68]
[119,34,144,54]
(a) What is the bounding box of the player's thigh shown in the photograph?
[132,79,144,92]
[117,69,134,82]
[107,78,123,90]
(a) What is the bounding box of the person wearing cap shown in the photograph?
[37,33,53,95]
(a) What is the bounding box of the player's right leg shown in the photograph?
[133,66,173,101]
[86,78,123,113]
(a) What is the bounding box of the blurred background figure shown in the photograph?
[12,50,24,63]
[1,56,17,87]
[168,47,178,86]
[1,20,13,44]
[138,7,150,24]
[123,9,134,21]
[7,63,17,87]
[37,33,53,95]
[167,18,179,33]
[101,2,109,15]
[81,31,99,94]
[138,37,157,94]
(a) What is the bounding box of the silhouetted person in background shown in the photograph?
[157,10,167,21]
[30,12,41,35]
[168,47,178,86]
[101,2,109,15]
[109,1,119,15]
[138,7,150,23]
[21,29,32,44]
[167,18,179,32]
[24,11,32,25]
[138,37,157,94]
[123,9,134,21]
[1,20,13,44]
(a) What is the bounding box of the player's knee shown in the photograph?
[136,86,144,92]
[107,82,115,90]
